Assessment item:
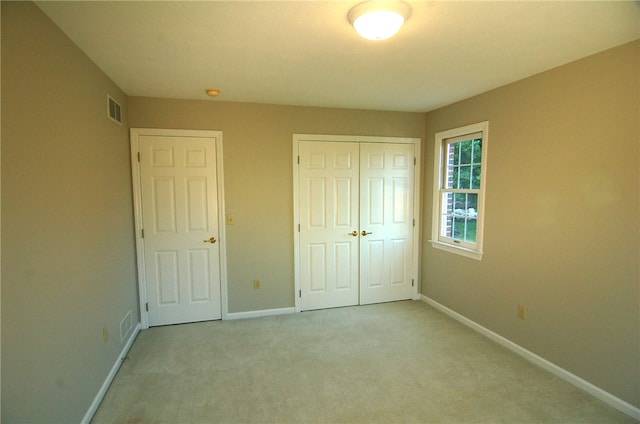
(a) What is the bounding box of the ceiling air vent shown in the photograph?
[107,95,122,124]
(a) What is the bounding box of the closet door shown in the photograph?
[298,141,360,310]
[359,143,415,305]
[296,138,417,311]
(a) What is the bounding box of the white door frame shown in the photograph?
[293,134,421,313]
[130,128,229,328]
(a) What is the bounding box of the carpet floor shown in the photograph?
[92,300,636,423]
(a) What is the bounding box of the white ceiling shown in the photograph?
[36,1,639,112]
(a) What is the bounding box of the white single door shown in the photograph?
[139,134,222,326]
[298,141,360,310]
[359,143,415,304]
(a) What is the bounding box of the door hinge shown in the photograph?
[145,302,149,312]
[412,279,415,287]
[299,289,302,298]
[414,157,416,165]
[413,219,415,227]
[298,224,301,232]
[297,155,300,164]
[141,229,144,238]
[137,152,141,162]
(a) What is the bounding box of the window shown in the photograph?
[431,122,488,260]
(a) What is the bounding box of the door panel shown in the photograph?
[188,248,210,301]
[140,135,221,326]
[157,250,179,304]
[299,141,360,310]
[152,178,177,232]
[359,143,414,305]
[186,178,208,231]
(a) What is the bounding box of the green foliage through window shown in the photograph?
[447,138,482,190]
[442,138,482,244]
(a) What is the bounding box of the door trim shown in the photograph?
[130,128,229,328]
[292,134,422,313]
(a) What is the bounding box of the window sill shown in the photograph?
[429,240,483,261]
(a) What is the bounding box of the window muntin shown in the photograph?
[431,123,488,260]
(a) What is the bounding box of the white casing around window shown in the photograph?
[430,121,489,261]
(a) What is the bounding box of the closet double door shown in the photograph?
[297,140,416,311]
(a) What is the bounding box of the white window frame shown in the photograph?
[430,121,488,260]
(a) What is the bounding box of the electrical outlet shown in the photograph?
[253,279,261,289]
[103,327,109,343]
[517,305,526,320]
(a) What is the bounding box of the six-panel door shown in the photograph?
[359,143,415,304]
[298,141,361,310]
[139,135,222,326]
[298,141,415,311]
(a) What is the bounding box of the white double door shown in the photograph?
[133,129,224,327]
[297,140,416,311]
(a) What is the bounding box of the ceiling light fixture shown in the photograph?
[206,88,221,97]
[348,0,411,41]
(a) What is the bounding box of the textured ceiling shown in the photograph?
[37,1,640,112]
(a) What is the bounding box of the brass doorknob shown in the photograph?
[349,231,358,237]
[203,237,217,244]
[361,230,372,236]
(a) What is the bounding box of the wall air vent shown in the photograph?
[107,95,122,124]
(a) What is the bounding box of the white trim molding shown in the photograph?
[421,295,640,421]
[226,307,296,320]
[81,323,141,424]
[130,128,228,326]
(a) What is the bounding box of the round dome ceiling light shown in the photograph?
[348,0,411,41]
[206,88,221,97]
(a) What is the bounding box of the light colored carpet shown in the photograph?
[92,300,635,423]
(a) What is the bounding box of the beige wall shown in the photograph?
[2,0,638,420]
[128,99,425,313]
[1,2,139,422]
[421,41,640,407]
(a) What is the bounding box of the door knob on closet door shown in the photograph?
[361,230,373,236]
[203,237,217,244]
[349,231,358,237]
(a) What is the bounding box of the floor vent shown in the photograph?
[107,95,122,124]
[120,310,133,343]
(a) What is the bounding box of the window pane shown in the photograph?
[458,165,471,189]
[442,213,453,238]
[453,217,465,239]
[459,140,472,164]
[440,192,454,238]
[472,139,482,164]
[454,193,466,211]
[466,193,478,212]
[472,165,482,189]
[452,143,460,165]
[442,192,479,244]
[445,193,454,215]
[446,138,483,189]
[466,219,477,243]
[451,215,477,243]
[450,167,458,189]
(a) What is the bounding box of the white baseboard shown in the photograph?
[226,307,296,320]
[421,295,640,421]
[81,322,141,424]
